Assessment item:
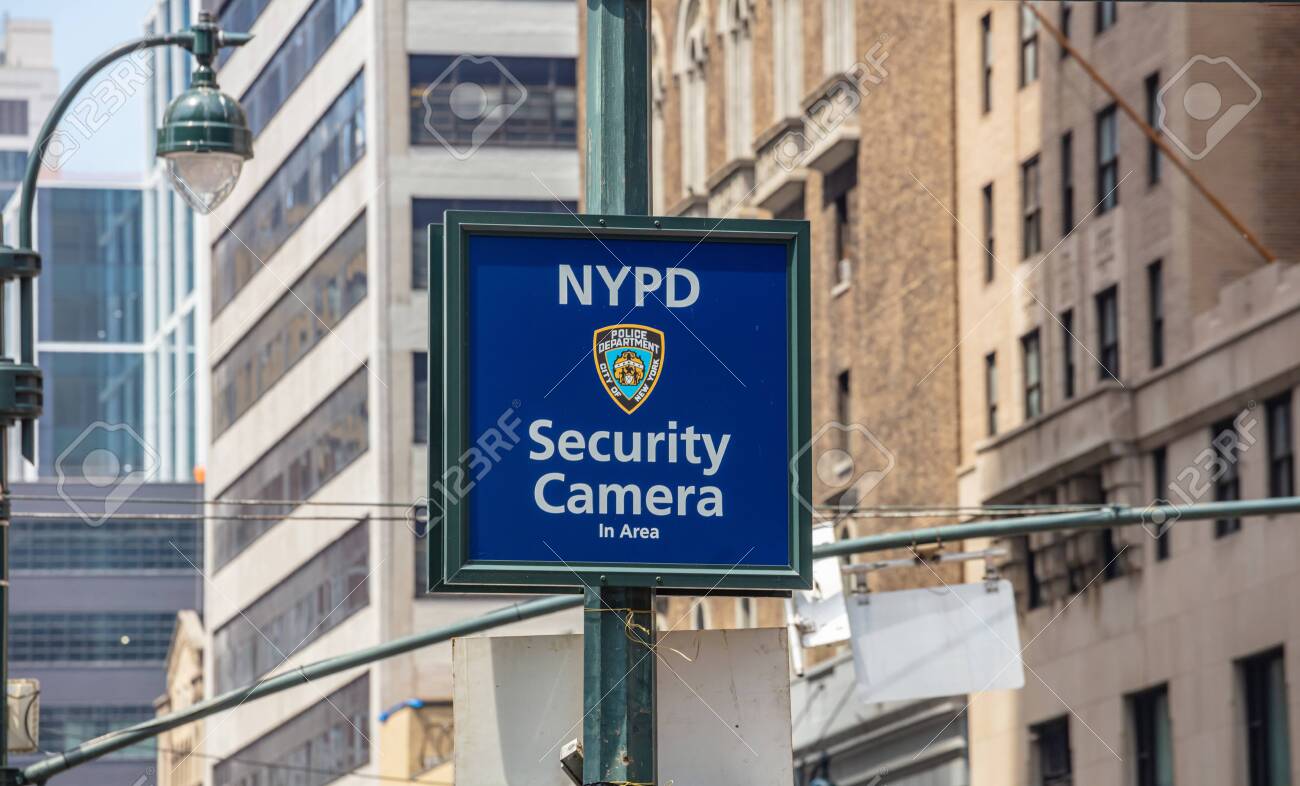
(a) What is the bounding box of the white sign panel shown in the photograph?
[791,526,850,648]
[453,629,793,786]
[847,580,1025,703]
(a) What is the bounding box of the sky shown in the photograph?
[3,0,158,178]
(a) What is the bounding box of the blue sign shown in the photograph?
[438,212,811,591]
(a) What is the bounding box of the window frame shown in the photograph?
[1212,417,1242,536]
[1095,285,1120,381]
[986,351,998,437]
[1096,103,1120,212]
[1061,131,1074,235]
[1019,3,1039,87]
[1061,308,1076,399]
[1267,392,1294,498]
[1022,154,1043,258]
[1022,328,1043,420]
[981,13,993,114]
[983,182,996,282]
[1148,259,1164,369]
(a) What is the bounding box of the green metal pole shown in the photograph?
[583,2,655,784]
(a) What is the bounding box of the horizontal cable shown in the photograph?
[12,494,416,508]
[14,511,424,523]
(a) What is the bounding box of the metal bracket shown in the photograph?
[0,246,40,281]
[0,361,42,426]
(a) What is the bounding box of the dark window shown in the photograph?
[1101,526,1122,580]
[1097,104,1119,212]
[211,214,367,436]
[10,612,175,662]
[834,191,852,285]
[1095,0,1117,33]
[1033,717,1073,786]
[1241,649,1292,786]
[214,522,369,691]
[1146,72,1162,185]
[11,518,199,570]
[1061,309,1076,399]
[40,706,156,760]
[414,351,429,444]
[1022,535,1042,609]
[1022,155,1042,258]
[1019,4,1039,87]
[240,0,363,136]
[1096,286,1119,380]
[1153,447,1170,560]
[836,370,851,443]
[411,198,575,289]
[0,149,27,182]
[213,369,370,567]
[0,99,28,135]
[1267,393,1294,498]
[1130,685,1174,786]
[826,160,857,287]
[1059,1,1072,58]
[410,55,577,150]
[983,182,995,282]
[1022,329,1042,419]
[1212,417,1242,536]
[214,674,371,786]
[212,73,366,313]
[981,14,993,113]
[986,352,998,437]
[1061,131,1074,235]
[1148,260,1164,369]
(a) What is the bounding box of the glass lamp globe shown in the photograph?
[156,69,253,214]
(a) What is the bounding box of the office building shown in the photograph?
[200,0,582,781]
[954,3,1300,785]
[8,481,202,786]
[0,18,57,206]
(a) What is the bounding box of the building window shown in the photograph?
[1095,0,1117,33]
[414,352,429,445]
[1021,535,1043,609]
[823,0,854,73]
[411,198,575,289]
[11,518,199,570]
[1146,72,1162,185]
[0,99,29,135]
[1212,417,1242,536]
[980,13,993,114]
[40,706,156,761]
[722,0,755,159]
[240,0,362,137]
[1130,686,1174,786]
[213,369,370,567]
[214,674,371,786]
[836,370,851,433]
[772,0,804,117]
[1147,260,1164,369]
[10,612,175,662]
[1153,446,1170,560]
[1022,155,1042,258]
[1096,104,1119,212]
[1022,329,1042,419]
[409,55,576,151]
[1059,1,1072,58]
[828,161,857,287]
[1019,3,1039,87]
[1095,286,1119,380]
[216,0,273,67]
[1032,717,1073,786]
[212,73,366,314]
[211,214,367,437]
[38,352,146,478]
[1061,309,1076,399]
[1061,131,1074,235]
[1241,648,1292,786]
[986,352,998,437]
[1267,393,1294,498]
[982,182,995,282]
[678,0,709,195]
[213,522,369,691]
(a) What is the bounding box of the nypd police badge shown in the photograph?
[593,324,665,414]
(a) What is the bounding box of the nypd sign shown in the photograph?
[436,211,811,592]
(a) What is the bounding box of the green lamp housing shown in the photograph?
[155,66,253,213]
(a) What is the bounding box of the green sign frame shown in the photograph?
[427,211,811,593]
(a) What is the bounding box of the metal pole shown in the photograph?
[16,495,1300,782]
[583,2,655,783]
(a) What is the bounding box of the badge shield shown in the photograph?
[593,324,665,414]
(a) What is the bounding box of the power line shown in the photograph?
[11,494,417,509]
[13,512,425,523]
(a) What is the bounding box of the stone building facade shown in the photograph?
[953,3,1300,785]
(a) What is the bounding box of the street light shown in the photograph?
[0,11,252,777]
[155,12,254,213]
